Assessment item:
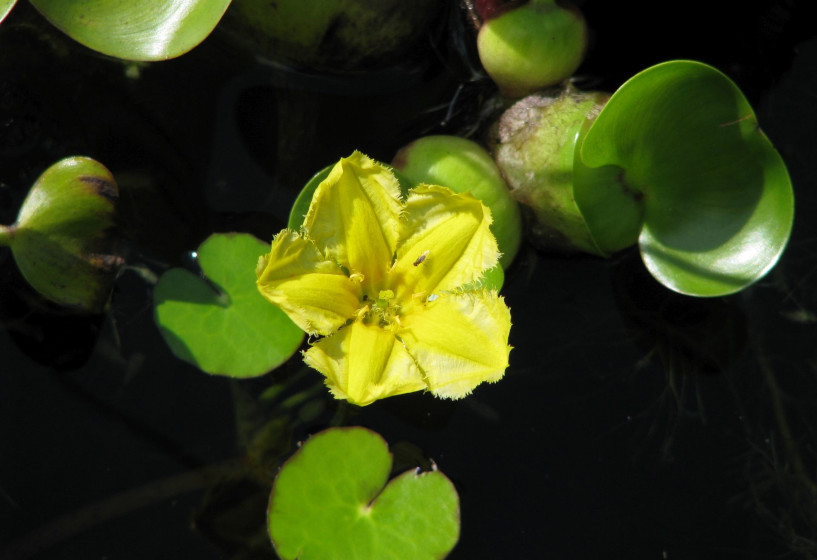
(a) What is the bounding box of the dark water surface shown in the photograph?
[2,1,817,559]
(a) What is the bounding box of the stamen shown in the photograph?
[350,272,365,283]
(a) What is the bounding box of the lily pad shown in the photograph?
[575,60,794,296]
[29,0,232,61]
[268,426,460,560]
[154,233,303,377]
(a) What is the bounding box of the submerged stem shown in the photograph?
[757,347,817,497]
[0,459,241,560]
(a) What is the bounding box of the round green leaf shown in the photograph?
[576,60,794,296]
[3,156,120,313]
[269,427,460,560]
[154,233,303,377]
[29,0,232,61]
[1,0,16,24]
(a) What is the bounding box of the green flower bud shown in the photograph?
[477,0,588,98]
[486,87,609,254]
[0,157,121,313]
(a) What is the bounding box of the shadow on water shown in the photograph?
[611,249,748,378]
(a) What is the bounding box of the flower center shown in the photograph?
[357,288,402,330]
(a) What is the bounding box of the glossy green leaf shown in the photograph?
[154,233,304,377]
[0,0,16,24]
[1,156,120,313]
[29,0,232,61]
[268,427,460,560]
[576,60,794,296]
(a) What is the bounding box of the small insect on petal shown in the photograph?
[413,250,430,266]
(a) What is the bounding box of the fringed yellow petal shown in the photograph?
[303,321,426,406]
[256,230,361,336]
[304,151,403,293]
[256,153,513,406]
[399,290,511,399]
[391,185,499,300]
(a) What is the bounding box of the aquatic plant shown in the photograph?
[0,0,232,60]
[475,0,587,98]
[491,60,794,296]
[256,152,512,406]
[0,156,121,312]
[153,233,304,377]
[268,426,460,560]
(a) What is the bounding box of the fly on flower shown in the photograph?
[256,151,512,406]
[413,250,430,266]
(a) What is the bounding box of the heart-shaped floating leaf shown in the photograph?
[575,60,794,296]
[1,0,16,24]
[0,156,120,313]
[269,426,460,560]
[29,0,232,61]
[154,233,304,377]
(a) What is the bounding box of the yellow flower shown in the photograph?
[256,152,512,406]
